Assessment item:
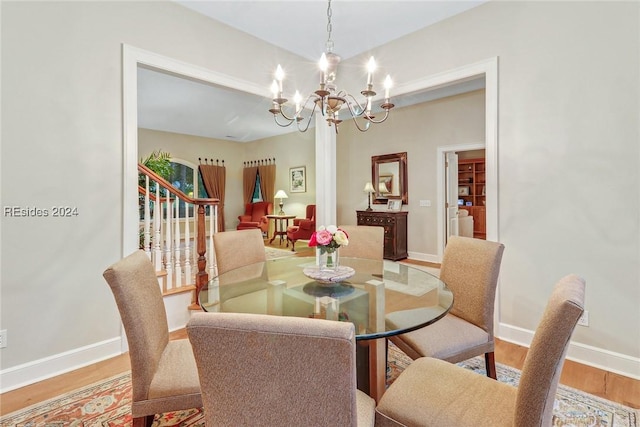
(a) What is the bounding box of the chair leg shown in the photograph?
[485,352,497,379]
[290,239,296,251]
[132,415,154,427]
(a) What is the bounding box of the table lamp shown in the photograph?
[364,182,375,211]
[274,189,288,215]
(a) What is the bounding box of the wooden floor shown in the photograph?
[2,252,638,415]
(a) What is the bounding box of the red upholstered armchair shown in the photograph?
[286,205,316,251]
[237,202,272,234]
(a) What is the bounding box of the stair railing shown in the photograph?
[138,163,219,309]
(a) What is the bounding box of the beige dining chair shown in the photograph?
[187,312,376,427]
[389,236,504,378]
[338,225,384,260]
[102,250,202,427]
[376,274,585,427]
[213,228,266,274]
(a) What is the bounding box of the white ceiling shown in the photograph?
[137,1,487,142]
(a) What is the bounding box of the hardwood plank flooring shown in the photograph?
[2,255,638,415]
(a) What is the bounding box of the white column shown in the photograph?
[315,115,337,227]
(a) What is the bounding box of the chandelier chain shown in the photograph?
[326,0,333,50]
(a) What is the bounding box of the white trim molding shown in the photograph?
[0,338,122,394]
[498,322,640,380]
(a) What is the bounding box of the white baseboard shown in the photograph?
[406,251,440,264]
[497,322,640,380]
[0,337,122,394]
[0,293,195,394]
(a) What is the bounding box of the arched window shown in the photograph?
[169,159,207,217]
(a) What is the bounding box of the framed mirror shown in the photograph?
[372,152,408,205]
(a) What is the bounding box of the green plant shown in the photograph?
[140,149,172,182]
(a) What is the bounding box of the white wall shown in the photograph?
[336,90,486,258]
[0,1,307,390]
[1,0,638,390]
[338,1,639,373]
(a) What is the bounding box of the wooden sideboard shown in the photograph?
[356,210,408,261]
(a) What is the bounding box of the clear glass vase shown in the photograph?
[318,247,340,271]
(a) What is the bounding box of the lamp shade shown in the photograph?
[363,182,375,193]
[274,190,288,199]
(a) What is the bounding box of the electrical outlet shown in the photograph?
[0,329,7,348]
[577,310,589,327]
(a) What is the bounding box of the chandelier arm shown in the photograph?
[343,94,369,118]
[350,116,372,133]
[277,107,297,122]
[296,108,317,133]
[273,114,296,127]
[363,108,391,124]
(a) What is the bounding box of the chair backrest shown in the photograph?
[514,274,585,426]
[245,201,272,222]
[338,225,384,260]
[440,236,504,336]
[187,312,358,426]
[213,228,266,274]
[102,250,169,402]
[305,204,316,220]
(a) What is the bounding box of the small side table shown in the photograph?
[266,214,296,246]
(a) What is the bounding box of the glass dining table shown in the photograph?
[198,256,453,402]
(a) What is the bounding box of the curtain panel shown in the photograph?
[243,166,258,205]
[258,164,276,204]
[199,165,226,231]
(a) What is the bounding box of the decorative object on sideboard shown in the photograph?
[274,189,288,215]
[387,199,402,212]
[267,0,394,134]
[364,182,375,211]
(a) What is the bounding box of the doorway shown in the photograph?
[437,142,488,259]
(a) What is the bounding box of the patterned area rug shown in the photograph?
[264,246,296,259]
[2,344,637,426]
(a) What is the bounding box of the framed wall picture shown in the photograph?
[458,186,470,196]
[387,199,402,211]
[289,166,306,193]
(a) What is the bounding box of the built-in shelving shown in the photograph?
[458,158,486,239]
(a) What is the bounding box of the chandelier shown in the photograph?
[268,0,395,133]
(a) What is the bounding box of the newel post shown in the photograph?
[195,203,208,306]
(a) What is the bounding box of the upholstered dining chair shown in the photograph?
[338,225,384,260]
[389,236,504,378]
[187,312,376,427]
[102,250,202,427]
[376,274,585,427]
[213,228,266,275]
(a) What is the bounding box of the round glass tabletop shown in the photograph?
[199,256,453,341]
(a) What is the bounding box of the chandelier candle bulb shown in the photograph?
[275,65,285,93]
[384,75,392,99]
[367,57,376,86]
[319,53,328,83]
